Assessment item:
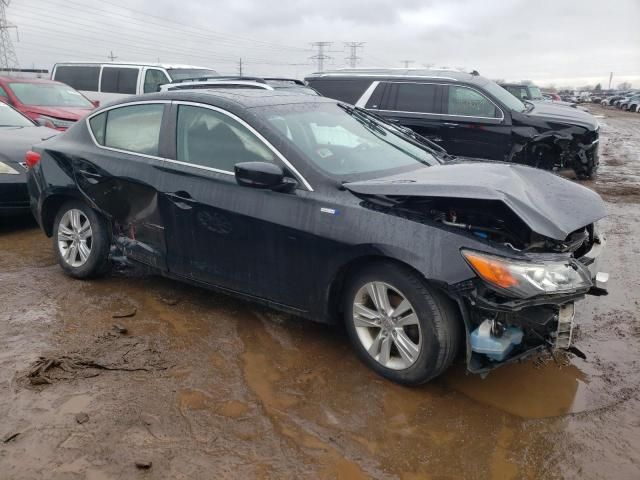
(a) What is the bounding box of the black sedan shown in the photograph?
[0,102,57,216]
[26,90,608,385]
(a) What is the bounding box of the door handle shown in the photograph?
[443,122,459,127]
[77,169,102,178]
[167,190,192,200]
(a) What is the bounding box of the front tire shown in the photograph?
[53,200,111,278]
[343,262,462,385]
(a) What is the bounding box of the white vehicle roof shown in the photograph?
[160,79,273,92]
[53,61,214,70]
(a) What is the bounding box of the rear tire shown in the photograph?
[53,200,111,279]
[343,261,462,385]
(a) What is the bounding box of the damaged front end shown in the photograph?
[508,108,600,179]
[344,162,609,374]
[454,226,607,374]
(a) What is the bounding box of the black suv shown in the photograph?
[306,69,600,178]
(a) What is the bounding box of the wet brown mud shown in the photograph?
[0,105,639,479]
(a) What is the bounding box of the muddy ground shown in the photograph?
[1,104,639,480]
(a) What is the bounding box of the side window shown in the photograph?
[446,86,499,118]
[176,105,275,172]
[101,67,139,94]
[0,85,8,100]
[53,66,100,91]
[384,82,438,114]
[520,87,530,100]
[89,104,164,155]
[307,79,372,104]
[89,112,107,145]
[144,69,170,93]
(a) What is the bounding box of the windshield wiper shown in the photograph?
[347,105,455,161]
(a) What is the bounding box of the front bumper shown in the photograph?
[461,233,608,374]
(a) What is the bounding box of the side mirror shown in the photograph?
[234,162,296,191]
[91,100,100,108]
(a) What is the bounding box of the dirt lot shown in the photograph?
[1,104,639,480]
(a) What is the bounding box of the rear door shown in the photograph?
[79,101,170,268]
[99,66,140,103]
[365,81,447,145]
[439,84,512,160]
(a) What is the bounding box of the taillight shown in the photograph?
[25,150,41,169]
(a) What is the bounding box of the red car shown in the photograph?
[0,76,97,130]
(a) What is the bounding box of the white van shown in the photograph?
[51,62,218,104]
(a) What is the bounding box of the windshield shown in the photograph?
[166,69,219,81]
[258,102,439,178]
[528,86,543,100]
[0,102,34,127]
[485,81,527,112]
[9,83,92,108]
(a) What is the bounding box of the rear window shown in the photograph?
[53,65,100,91]
[306,79,372,104]
[379,82,438,114]
[101,67,139,94]
[89,104,164,156]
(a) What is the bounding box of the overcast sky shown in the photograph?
[7,0,640,88]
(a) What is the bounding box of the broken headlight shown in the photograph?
[461,250,592,298]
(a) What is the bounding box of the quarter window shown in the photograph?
[446,86,499,118]
[53,65,100,91]
[144,69,170,93]
[101,67,139,94]
[89,104,164,155]
[176,105,275,172]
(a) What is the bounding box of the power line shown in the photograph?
[344,42,365,68]
[0,0,19,70]
[310,42,332,72]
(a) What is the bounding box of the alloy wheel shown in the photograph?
[352,281,422,370]
[57,209,93,268]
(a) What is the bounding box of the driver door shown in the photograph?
[159,103,314,306]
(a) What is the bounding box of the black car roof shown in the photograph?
[305,68,487,85]
[108,89,333,110]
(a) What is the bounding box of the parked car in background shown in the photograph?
[0,76,96,130]
[26,89,608,384]
[501,83,544,101]
[617,93,640,110]
[51,62,219,104]
[601,93,628,106]
[0,103,57,216]
[160,76,319,95]
[306,69,601,178]
[543,92,562,101]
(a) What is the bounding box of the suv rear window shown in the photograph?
[380,82,438,114]
[101,67,139,94]
[306,79,371,104]
[53,65,100,91]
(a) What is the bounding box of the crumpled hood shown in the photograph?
[344,162,607,241]
[0,126,58,165]
[526,102,598,130]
